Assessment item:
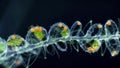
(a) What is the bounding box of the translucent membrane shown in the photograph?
[0,19,120,68]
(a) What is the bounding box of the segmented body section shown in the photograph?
[0,19,120,68]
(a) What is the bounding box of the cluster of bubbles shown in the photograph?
[0,19,120,68]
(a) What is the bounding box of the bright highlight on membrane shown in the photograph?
[0,19,120,68]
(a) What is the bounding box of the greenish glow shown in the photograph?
[8,38,22,46]
[91,40,99,47]
[0,42,6,53]
[61,30,68,37]
[34,31,45,41]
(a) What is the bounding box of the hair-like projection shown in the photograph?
[0,19,120,68]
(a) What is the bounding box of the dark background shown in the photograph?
[0,0,120,68]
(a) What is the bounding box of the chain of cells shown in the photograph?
[0,19,120,68]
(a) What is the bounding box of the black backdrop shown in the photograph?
[0,0,120,68]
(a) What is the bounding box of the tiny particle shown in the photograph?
[20,38,24,41]
[30,28,35,32]
[97,24,102,29]
[111,50,118,56]
[63,26,68,31]
[11,35,16,39]
[15,60,20,65]
[106,20,111,26]
[77,21,81,26]
[58,23,62,28]
[35,27,42,32]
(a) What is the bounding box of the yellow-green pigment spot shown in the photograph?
[34,30,45,41]
[0,42,5,53]
[8,38,22,46]
[91,40,99,47]
[61,30,68,37]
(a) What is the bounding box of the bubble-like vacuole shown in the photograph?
[104,20,120,56]
[48,22,70,52]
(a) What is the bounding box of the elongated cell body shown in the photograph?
[69,21,84,52]
[104,20,120,56]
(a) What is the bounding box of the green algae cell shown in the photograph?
[7,35,24,47]
[90,40,99,47]
[61,29,69,38]
[8,38,23,46]
[34,30,45,41]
